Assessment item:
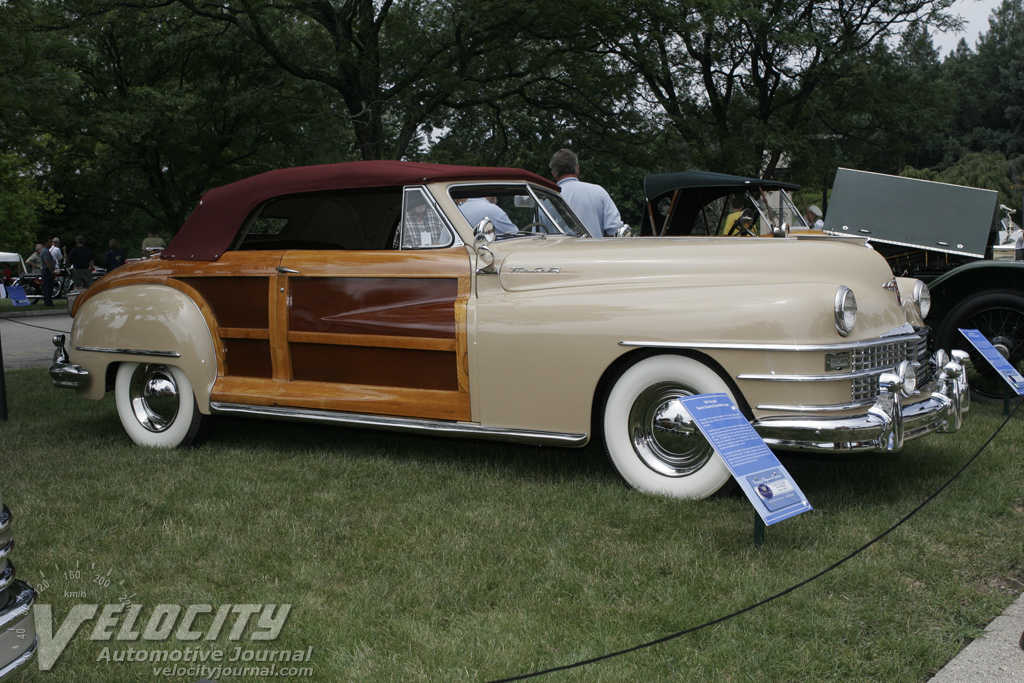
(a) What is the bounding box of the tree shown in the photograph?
[597,0,957,182]
[947,0,1024,155]
[22,1,349,250]
[903,150,1020,214]
[174,0,635,162]
[0,152,62,255]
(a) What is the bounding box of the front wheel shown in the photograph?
[115,362,213,447]
[936,290,1024,403]
[602,355,735,499]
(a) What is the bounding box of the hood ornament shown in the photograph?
[882,277,902,305]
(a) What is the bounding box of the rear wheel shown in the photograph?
[602,355,735,499]
[937,290,1024,403]
[114,362,213,447]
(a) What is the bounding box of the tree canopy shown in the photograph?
[0,0,1020,255]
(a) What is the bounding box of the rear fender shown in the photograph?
[69,284,217,411]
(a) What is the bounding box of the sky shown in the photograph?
[931,0,1003,55]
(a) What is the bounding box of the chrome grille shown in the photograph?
[850,331,932,402]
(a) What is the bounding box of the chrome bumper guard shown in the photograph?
[48,334,90,389]
[754,350,970,453]
[0,580,38,678]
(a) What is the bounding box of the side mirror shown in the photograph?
[772,222,790,238]
[474,219,497,273]
[474,218,495,245]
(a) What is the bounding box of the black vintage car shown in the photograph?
[824,168,1024,402]
[640,171,807,237]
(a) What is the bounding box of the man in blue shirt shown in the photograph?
[456,196,519,235]
[549,149,622,238]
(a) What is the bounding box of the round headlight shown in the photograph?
[913,280,931,319]
[834,286,858,337]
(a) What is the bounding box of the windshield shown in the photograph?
[752,190,808,233]
[449,183,590,238]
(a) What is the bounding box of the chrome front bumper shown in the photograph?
[753,351,970,453]
[48,334,90,389]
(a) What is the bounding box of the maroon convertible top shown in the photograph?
[164,160,557,261]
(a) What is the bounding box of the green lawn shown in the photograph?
[1,367,1022,682]
[0,298,67,314]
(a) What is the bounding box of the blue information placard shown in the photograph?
[3,285,29,307]
[959,328,1024,395]
[678,393,812,525]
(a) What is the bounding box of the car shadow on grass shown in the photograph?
[211,414,617,488]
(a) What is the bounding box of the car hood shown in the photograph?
[496,236,895,293]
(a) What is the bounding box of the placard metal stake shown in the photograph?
[754,513,765,547]
[0,326,7,421]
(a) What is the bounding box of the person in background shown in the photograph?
[142,231,165,253]
[805,205,824,229]
[456,196,519,235]
[39,239,56,306]
[719,195,746,235]
[49,237,63,268]
[104,239,126,270]
[67,235,94,290]
[25,244,43,273]
[549,148,622,238]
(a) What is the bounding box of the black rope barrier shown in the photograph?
[0,316,70,335]
[486,400,1022,682]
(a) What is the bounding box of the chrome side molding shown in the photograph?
[209,402,590,448]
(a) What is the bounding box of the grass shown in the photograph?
[0,298,67,314]
[1,366,1022,682]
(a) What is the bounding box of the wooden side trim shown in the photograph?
[211,376,471,421]
[271,271,291,381]
[455,276,470,393]
[220,327,271,340]
[286,331,455,351]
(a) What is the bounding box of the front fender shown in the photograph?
[69,284,218,411]
[926,261,1024,322]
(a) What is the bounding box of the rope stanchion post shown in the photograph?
[0,326,7,421]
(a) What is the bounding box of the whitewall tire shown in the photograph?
[114,362,212,448]
[602,355,735,499]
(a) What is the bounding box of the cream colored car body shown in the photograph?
[49,162,969,498]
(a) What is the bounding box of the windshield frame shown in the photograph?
[749,188,809,234]
[447,182,591,239]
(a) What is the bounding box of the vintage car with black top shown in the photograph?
[50,161,969,499]
[640,170,810,238]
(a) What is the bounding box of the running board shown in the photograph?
[209,402,590,448]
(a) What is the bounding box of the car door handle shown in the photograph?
[276,267,300,274]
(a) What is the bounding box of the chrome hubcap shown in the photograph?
[128,365,179,433]
[992,338,1012,360]
[628,382,714,477]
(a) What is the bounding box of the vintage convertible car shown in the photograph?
[50,161,969,499]
[640,170,810,237]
